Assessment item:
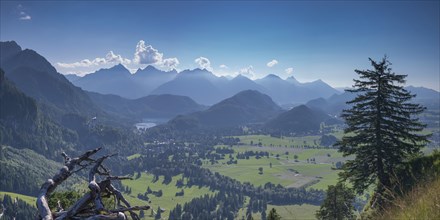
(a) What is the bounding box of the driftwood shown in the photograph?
[36,147,149,220]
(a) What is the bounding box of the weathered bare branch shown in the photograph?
[89,156,109,212]
[37,147,102,220]
[55,193,92,220]
[106,184,141,220]
[38,148,144,220]
[56,200,63,212]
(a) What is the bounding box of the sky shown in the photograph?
[1,1,439,90]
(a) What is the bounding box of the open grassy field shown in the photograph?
[121,173,215,219]
[0,191,36,206]
[205,154,342,190]
[235,135,322,148]
[205,135,350,190]
[236,200,319,220]
[127,153,142,160]
[266,204,319,220]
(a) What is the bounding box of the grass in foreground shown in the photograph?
[379,177,440,220]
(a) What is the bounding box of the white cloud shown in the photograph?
[17,4,31,20]
[57,51,130,68]
[56,41,180,74]
[106,51,131,64]
[238,65,255,78]
[162,57,180,69]
[194,57,212,70]
[285,67,293,74]
[133,40,163,65]
[219,64,228,69]
[267,59,278,67]
[19,15,31,20]
[64,70,88,77]
[57,59,92,68]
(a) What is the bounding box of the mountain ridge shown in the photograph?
[168,90,282,129]
[0,41,102,121]
[264,104,339,135]
[87,91,206,121]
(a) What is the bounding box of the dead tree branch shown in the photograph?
[36,148,149,220]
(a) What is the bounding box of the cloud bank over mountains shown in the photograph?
[57,51,131,68]
[57,40,180,74]
[55,40,297,80]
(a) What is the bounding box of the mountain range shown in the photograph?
[306,86,440,117]
[74,64,177,98]
[0,41,102,121]
[0,41,205,125]
[66,63,341,105]
[264,104,340,135]
[167,90,283,129]
[87,92,205,121]
[165,90,343,135]
[1,40,437,134]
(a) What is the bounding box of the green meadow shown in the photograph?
[0,191,36,206]
[121,173,215,219]
[234,135,322,148]
[205,135,349,191]
[237,197,320,220]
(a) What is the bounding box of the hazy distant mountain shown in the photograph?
[307,86,440,116]
[264,105,335,134]
[70,65,177,99]
[152,70,275,105]
[151,68,225,105]
[285,76,300,85]
[299,79,340,99]
[306,92,356,116]
[255,74,298,104]
[152,70,340,105]
[65,74,81,82]
[132,65,177,94]
[0,41,101,120]
[406,86,440,100]
[254,74,340,104]
[405,86,440,110]
[224,74,268,97]
[87,92,205,120]
[306,97,328,111]
[67,60,341,105]
[169,90,282,129]
[73,64,133,97]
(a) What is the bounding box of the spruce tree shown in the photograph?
[337,56,429,201]
[316,183,355,220]
[155,206,161,219]
[267,208,281,220]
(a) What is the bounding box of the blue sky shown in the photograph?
[1,1,439,90]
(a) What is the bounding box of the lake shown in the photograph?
[135,122,157,130]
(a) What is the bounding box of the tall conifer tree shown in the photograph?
[316,183,355,220]
[338,56,429,201]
